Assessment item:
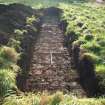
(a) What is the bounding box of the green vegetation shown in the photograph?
[0,0,88,8]
[0,0,105,105]
[59,3,105,86]
[26,15,40,25]
[0,5,39,99]
[0,47,18,68]
[2,92,105,105]
[0,46,19,97]
[0,69,17,97]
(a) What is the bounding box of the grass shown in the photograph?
[0,47,19,98]
[2,92,105,105]
[1,46,19,63]
[0,13,39,99]
[2,94,40,105]
[0,46,19,69]
[59,3,105,84]
[0,6,41,102]
[0,69,17,97]
[0,0,88,8]
[58,3,105,97]
[0,0,105,104]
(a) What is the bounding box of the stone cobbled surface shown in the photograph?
[25,16,86,97]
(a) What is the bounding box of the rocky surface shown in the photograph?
[24,14,86,97]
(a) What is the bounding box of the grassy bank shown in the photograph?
[0,0,88,8]
[2,92,105,105]
[0,1,105,105]
[0,3,41,100]
[59,3,105,87]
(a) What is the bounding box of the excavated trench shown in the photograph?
[17,7,100,97]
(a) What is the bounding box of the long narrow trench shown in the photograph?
[23,8,86,97]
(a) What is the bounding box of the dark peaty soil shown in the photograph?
[21,7,86,97]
